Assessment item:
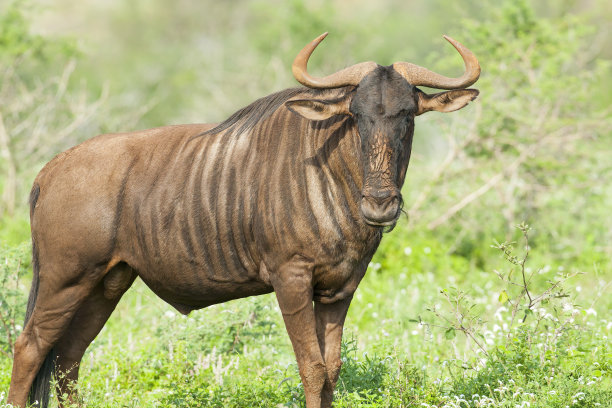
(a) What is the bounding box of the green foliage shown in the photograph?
[0,1,43,60]
[0,0,77,74]
[0,242,29,358]
[154,296,284,356]
[0,215,29,247]
[0,0,611,407]
[378,0,612,281]
[336,338,388,397]
[409,223,611,407]
[249,0,334,58]
[0,0,86,217]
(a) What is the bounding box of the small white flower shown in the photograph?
[164,310,176,319]
[494,306,508,321]
[542,265,551,273]
[586,308,597,316]
[423,247,431,254]
[404,247,412,255]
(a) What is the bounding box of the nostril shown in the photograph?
[363,190,398,205]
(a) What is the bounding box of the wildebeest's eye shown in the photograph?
[394,109,412,122]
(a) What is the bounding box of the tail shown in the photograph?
[25,184,55,408]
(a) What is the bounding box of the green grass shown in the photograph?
[1,223,610,407]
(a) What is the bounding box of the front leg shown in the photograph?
[315,297,352,408]
[270,257,326,408]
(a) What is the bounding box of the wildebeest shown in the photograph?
[8,33,479,408]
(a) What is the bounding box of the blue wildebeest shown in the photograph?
[8,33,479,408]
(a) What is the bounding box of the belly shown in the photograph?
[120,210,268,311]
[134,259,273,313]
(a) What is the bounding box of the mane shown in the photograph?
[200,86,351,137]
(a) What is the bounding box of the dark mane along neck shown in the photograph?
[203,86,355,138]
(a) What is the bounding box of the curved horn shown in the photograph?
[392,35,480,89]
[292,32,378,89]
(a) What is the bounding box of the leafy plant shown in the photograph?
[0,242,29,358]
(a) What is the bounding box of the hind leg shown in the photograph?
[8,271,99,407]
[54,263,136,407]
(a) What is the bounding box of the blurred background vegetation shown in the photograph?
[0,0,611,406]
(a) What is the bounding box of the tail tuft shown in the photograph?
[28,351,55,408]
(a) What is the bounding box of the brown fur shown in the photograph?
[8,65,478,407]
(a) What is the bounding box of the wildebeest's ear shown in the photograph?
[416,89,479,116]
[285,96,351,121]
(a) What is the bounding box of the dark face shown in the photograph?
[349,67,417,227]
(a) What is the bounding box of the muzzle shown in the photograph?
[360,189,402,227]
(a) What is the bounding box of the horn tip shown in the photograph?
[309,32,329,46]
[442,35,466,52]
